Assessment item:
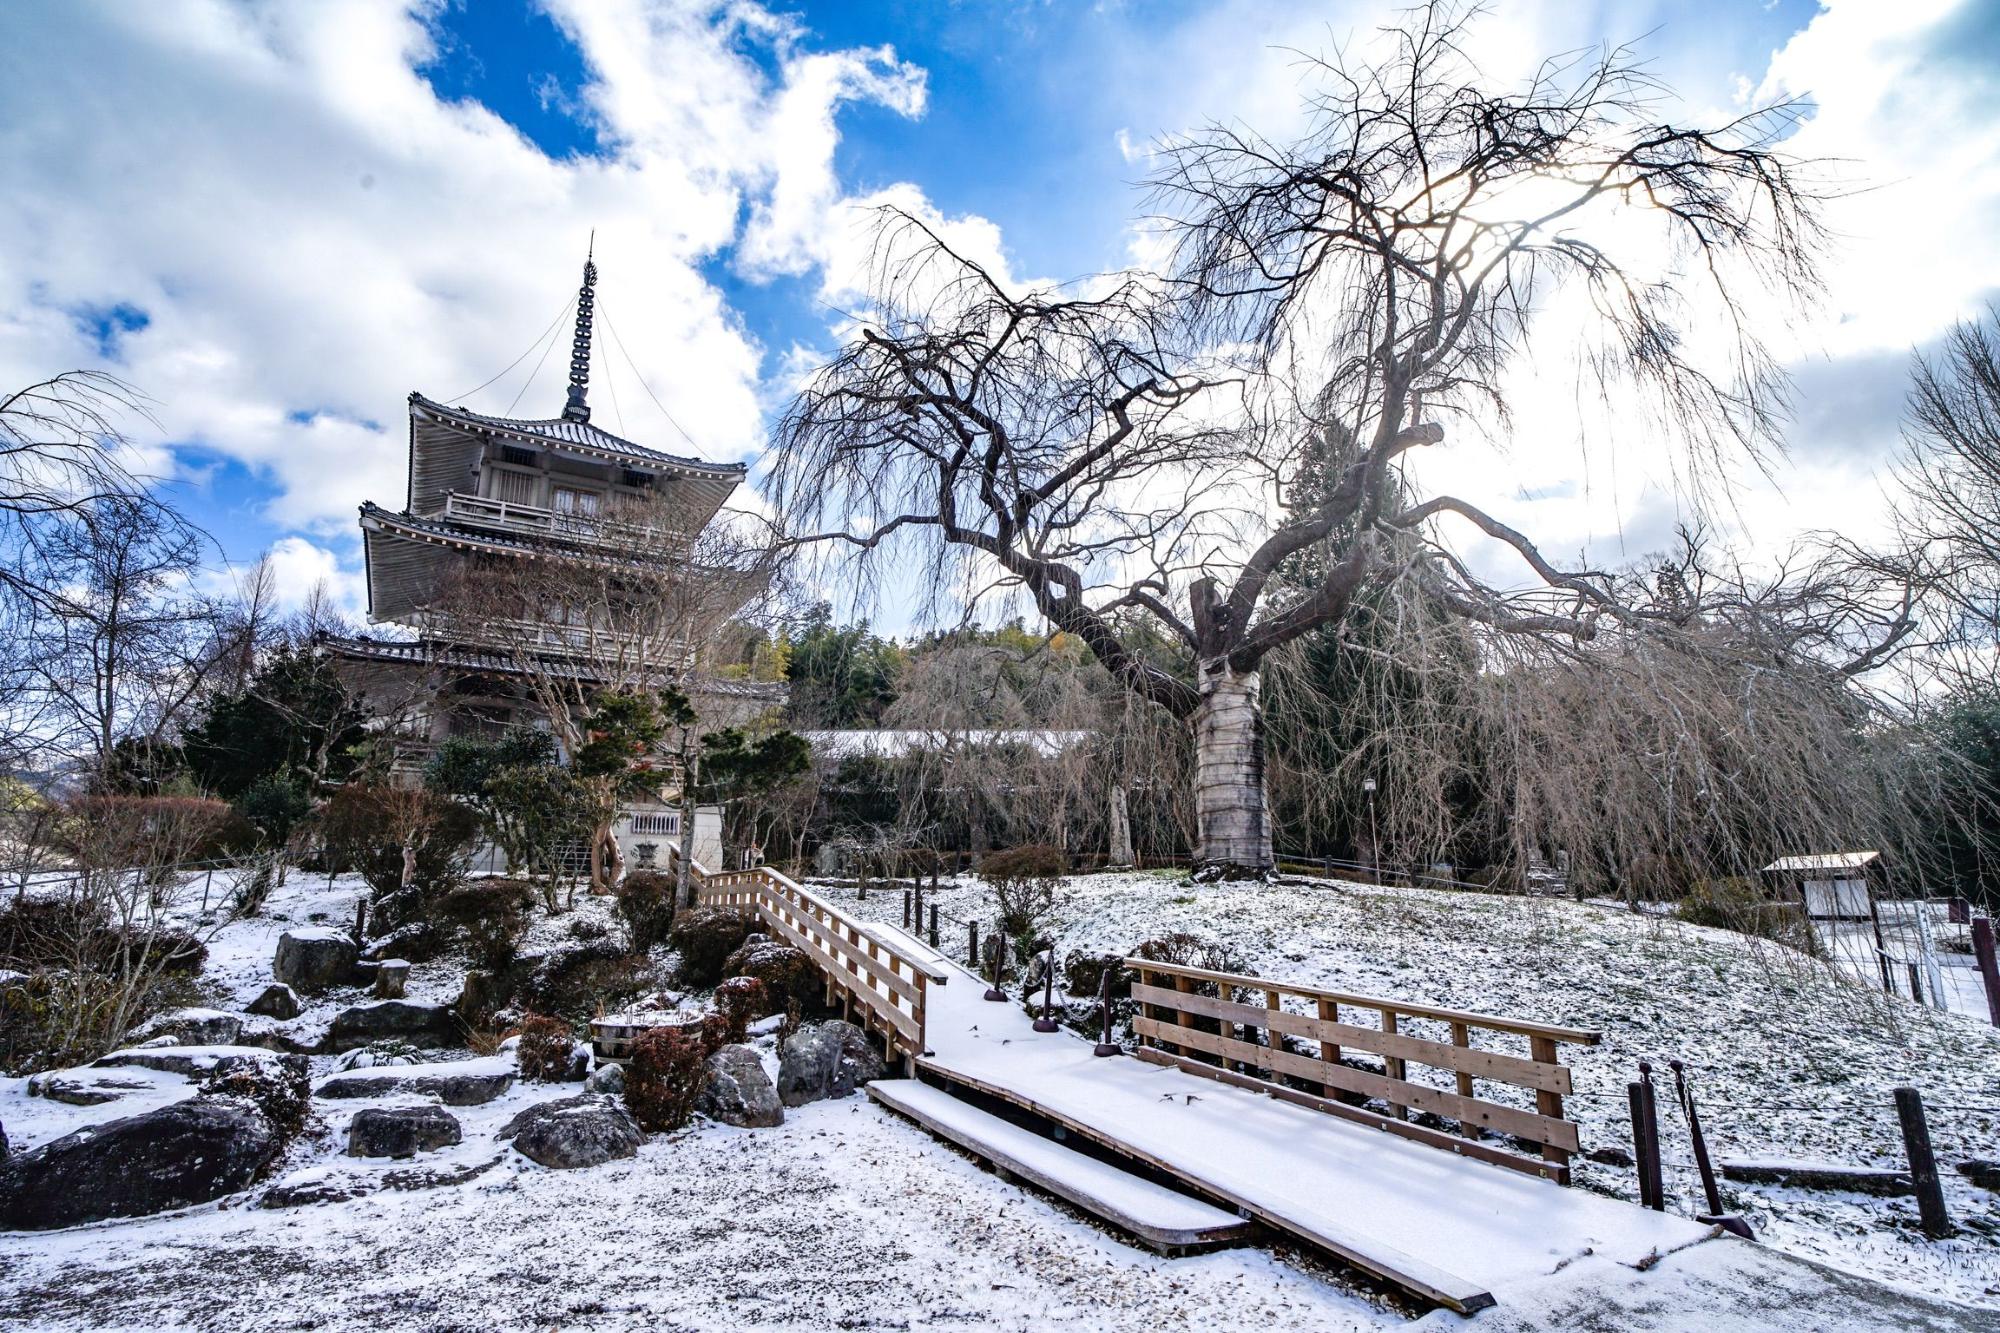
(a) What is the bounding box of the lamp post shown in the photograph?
[1363,777,1379,883]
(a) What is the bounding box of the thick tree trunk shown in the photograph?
[1191,661,1273,878]
[1107,781,1134,867]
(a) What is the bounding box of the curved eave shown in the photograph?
[358,503,771,624]
[408,393,745,481]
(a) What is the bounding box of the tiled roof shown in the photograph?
[318,632,788,701]
[408,392,744,477]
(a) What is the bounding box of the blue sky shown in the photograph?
[1,1,1995,622]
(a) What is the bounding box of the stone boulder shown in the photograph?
[95,1045,280,1079]
[498,1095,643,1169]
[315,1057,516,1107]
[0,1098,281,1228]
[346,1105,462,1159]
[777,1020,885,1107]
[126,1007,244,1048]
[274,928,359,994]
[583,1061,625,1096]
[26,1069,159,1107]
[322,1001,462,1053]
[246,983,303,1020]
[697,1044,783,1128]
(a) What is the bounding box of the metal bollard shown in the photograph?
[1093,957,1121,1056]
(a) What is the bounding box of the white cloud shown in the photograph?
[0,0,954,547]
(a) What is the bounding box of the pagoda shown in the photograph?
[323,252,780,870]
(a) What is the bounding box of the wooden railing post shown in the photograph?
[1381,1008,1407,1120]
[1530,1036,1568,1182]
[1451,1022,1478,1140]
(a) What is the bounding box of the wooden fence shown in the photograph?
[697,865,928,1063]
[1127,959,1599,1183]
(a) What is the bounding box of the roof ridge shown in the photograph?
[407,391,745,475]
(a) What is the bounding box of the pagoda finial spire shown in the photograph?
[561,235,597,424]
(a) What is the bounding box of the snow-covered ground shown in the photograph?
[3,865,1998,1329]
[809,869,2000,1311]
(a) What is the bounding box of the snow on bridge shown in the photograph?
[694,862,1712,1314]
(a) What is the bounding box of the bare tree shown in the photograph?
[772,5,1845,877]
[18,494,218,780]
[1894,309,2000,656]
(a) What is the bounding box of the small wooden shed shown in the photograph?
[1761,851,1891,989]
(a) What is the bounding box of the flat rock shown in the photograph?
[0,1098,281,1228]
[322,1000,462,1053]
[246,983,303,1020]
[698,1043,783,1128]
[498,1094,643,1169]
[126,1007,244,1048]
[94,1044,280,1078]
[777,1020,886,1107]
[316,1057,516,1106]
[26,1069,159,1106]
[347,1105,462,1159]
[274,928,359,994]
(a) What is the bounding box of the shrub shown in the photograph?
[515,1014,576,1082]
[721,939,821,1015]
[319,785,480,908]
[712,976,769,1044]
[977,844,1068,944]
[54,795,249,866]
[624,1024,709,1132]
[200,1054,312,1148]
[668,907,759,988]
[517,942,652,1022]
[436,880,533,972]
[1063,952,1131,1003]
[1678,878,1817,953]
[615,871,677,953]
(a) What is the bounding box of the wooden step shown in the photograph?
[868,1079,1254,1253]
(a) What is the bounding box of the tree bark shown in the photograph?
[1108,780,1134,867]
[1191,661,1273,877]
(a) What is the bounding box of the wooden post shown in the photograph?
[1263,989,1281,1079]
[1629,1080,1663,1210]
[1174,973,1197,1062]
[1380,1008,1407,1120]
[1316,997,1340,1098]
[1530,1035,1568,1181]
[902,889,912,930]
[968,919,979,967]
[1908,962,1924,1005]
[1896,1087,1952,1239]
[1973,917,2000,1027]
[1451,1023,1479,1139]
[928,903,939,948]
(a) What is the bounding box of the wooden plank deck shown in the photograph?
[911,956,1713,1315]
[868,1079,1255,1252]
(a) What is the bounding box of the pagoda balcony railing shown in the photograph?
[442,491,684,550]
[460,615,694,668]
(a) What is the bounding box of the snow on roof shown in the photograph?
[801,728,1091,759]
[1762,850,1881,873]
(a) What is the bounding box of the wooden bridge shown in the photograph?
[690,862,1713,1315]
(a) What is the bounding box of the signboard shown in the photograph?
[1803,878,1871,921]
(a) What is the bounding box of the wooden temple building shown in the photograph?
[322,253,781,869]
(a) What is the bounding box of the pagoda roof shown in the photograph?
[319,631,787,702]
[361,500,669,569]
[408,392,744,479]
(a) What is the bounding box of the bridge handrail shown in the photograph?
[1125,957,1595,1184]
[693,861,927,1059]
